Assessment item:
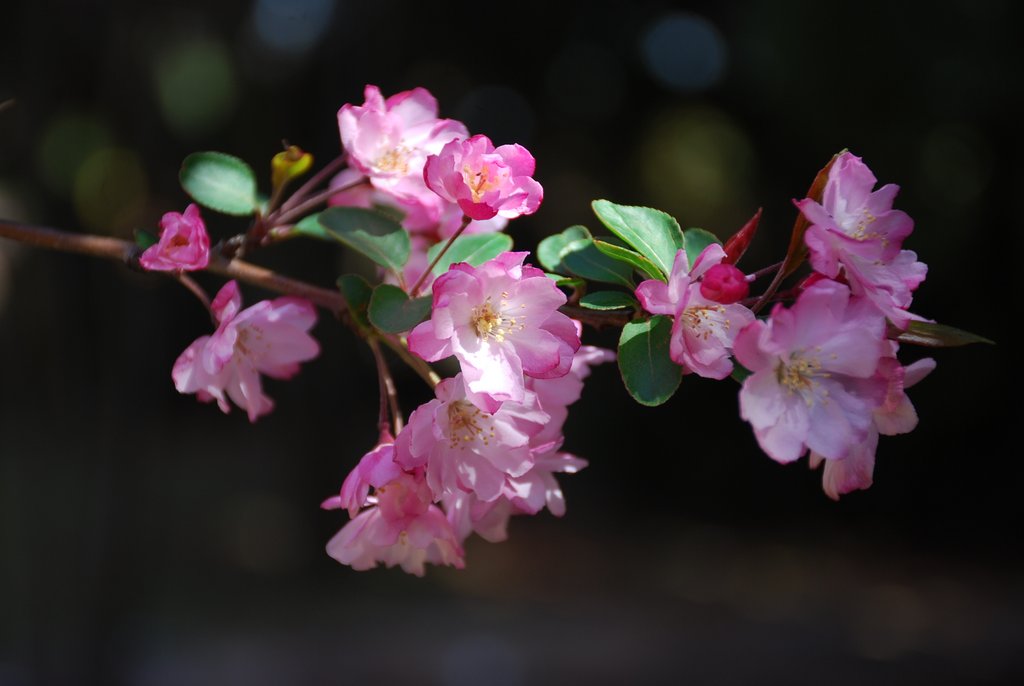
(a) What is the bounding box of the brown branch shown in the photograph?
[559,304,633,330]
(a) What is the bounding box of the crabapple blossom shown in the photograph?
[171,281,319,423]
[394,373,548,503]
[423,135,543,221]
[734,279,887,464]
[139,203,210,271]
[699,263,749,304]
[338,85,467,208]
[320,433,402,518]
[324,468,464,576]
[408,252,580,412]
[808,351,936,499]
[635,244,755,380]
[796,152,927,328]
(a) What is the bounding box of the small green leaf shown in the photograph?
[133,228,158,250]
[292,212,328,240]
[593,240,664,281]
[179,151,259,216]
[895,321,994,347]
[337,274,373,330]
[537,225,590,273]
[561,239,634,288]
[317,207,410,272]
[580,291,638,311]
[591,200,684,279]
[618,316,682,406]
[730,362,752,384]
[683,228,721,266]
[368,284,432,334]
[426,233,514,275]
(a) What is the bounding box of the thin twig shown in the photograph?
[172,272,213,318]
[409,216,470,297]
[746,260,784,282]
[367,337,403,434]
[271,178,368,228]
[276,154,347,213]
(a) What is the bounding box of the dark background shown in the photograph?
[1,1,1021,684]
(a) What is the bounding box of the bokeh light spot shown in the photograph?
[251,0,334,55]
[34,113,112,197]
[153,38,238,139]
[634,106,754,230]
[73,148,148,232]
[642,12,727,93]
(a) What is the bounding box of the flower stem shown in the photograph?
[409,216,471,297]
[270,177,368,228]
[275,153,347,215]
[367,337,403,435]
[172,272,213,319]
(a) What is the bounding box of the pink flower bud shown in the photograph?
[139,204,210,272]
[699,263,749,304]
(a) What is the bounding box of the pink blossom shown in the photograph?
[321,434,402,518]
[529,340,615,446]
[734,279,887,464]
[796,152,927,328]
[636,244,756,380]
[423,135,543,221]
[325,469,464,576]
[808,351,936,499]
[171,281,319,422]
[139,204,210,272]
[408,252,580,412]
[338,85,467,207]
[394,374,548,503]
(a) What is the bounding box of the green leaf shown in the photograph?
[580,291,638,311]
[894,321,994,347]
[537,225,590,273]
[683,228,721,267]
[426,233,514,275]
[179,151,259,216]
[593,240,664,281]
[337,274,373,330]
[133,228,158,250]
[292,212,328,240]
[368,284,432,334]
[317,207,410,272]
[730,362,752,384]
[561,239,634,288]
[618,316,682,406]
[591,200,684,279]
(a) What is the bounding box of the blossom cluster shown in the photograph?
[634,152,933,499]
[125,81,969,577]
[330,85,542,292]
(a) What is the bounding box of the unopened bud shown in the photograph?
[700,263,749,303]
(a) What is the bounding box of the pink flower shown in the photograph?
[171,281,319,422]
[809,350,936,499]
[699,263,749,304]
[139,204,210,272]
[529,340,615,446]
[321,434,403,518]
[408,252,580,412]
[796,152,927,328]
[734,279,887,464]
[338,85,467,207]
[423,135,543,221]
[325,469,464,576]
[394,374,548,503]
[635,244,756,380]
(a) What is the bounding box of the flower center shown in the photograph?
[463,163,506,202]
[681,304,727,341]
[776,352,830,406]
[847,208,888,245]
[447,401,496,448]
[471,296,522,342]
[375,146,410,174]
